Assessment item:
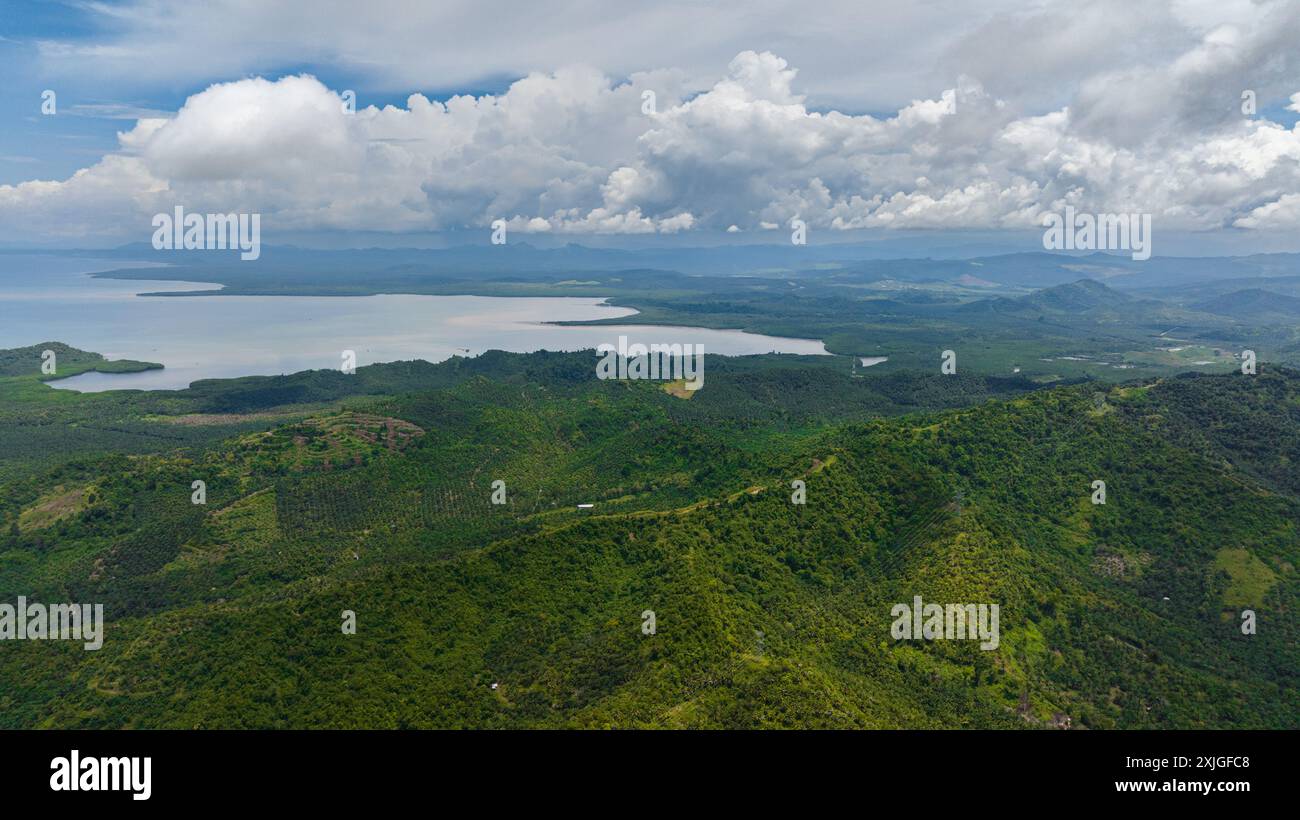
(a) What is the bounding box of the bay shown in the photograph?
[0,254,828,392]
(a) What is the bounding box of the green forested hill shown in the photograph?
[0,342,161,380]
[0,348,1295,728]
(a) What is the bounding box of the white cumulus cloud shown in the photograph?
[5,35,1300,243]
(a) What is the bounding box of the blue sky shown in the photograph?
[3,0,1300,252]
[2,1,126,182]
[0,1,453,183]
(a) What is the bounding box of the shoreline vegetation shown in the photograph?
[73,248,1300,386]
[1,342,163,385]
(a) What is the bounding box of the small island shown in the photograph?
[0,341,163,383]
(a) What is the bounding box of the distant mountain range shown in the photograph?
[956,279,1185,328]
[13,243,1300,292]
[1193,288,1300,319]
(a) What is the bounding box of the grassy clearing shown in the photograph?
[1212,547,1278,608]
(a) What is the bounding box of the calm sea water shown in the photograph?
[0,254,828,392]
